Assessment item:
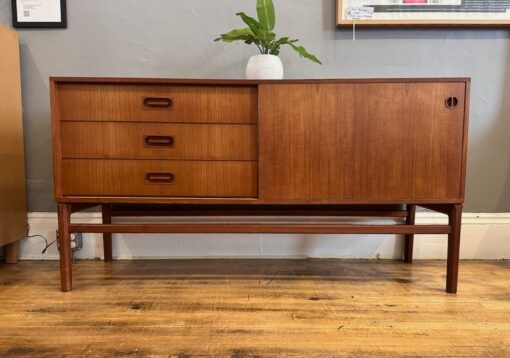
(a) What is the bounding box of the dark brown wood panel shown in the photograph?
[105,204,408,217]
[259,82,466,203]
[57,84,258,123]
[68,223,451,235]
[57,203,72,291]
[60,122,257,161]
[61,159,257,198]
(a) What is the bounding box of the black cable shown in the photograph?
[26,234,57,254]
[26,224,57,254]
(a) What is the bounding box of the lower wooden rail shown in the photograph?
[68,223,451,235]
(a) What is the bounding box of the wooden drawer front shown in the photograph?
[57,84,257,124]
[61,160,257,198]
[60,122,257,161]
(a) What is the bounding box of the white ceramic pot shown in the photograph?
[246,54,284,80]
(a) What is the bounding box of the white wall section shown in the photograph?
[14,212,510,260]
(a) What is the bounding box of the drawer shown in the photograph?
[57,84,257,124]
[60,122,257,161]
[61,159,257,198]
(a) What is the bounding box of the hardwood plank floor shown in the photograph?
[0,259,508,357]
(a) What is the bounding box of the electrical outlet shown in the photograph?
[56,231,83,252]
[70,233,83,252]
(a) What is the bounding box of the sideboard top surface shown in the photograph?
[50,77,471,86]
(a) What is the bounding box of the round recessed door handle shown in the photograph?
[445,96,459,109]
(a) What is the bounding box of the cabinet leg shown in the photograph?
[4,241,20,264]
[403,204,416,263]
[446,204,462,294]
[102,205,113,262]
[58,203,72,292]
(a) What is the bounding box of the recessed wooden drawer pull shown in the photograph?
[145,172,175,184]
[144,135,174,147]
[445,96,459,109]
[143,97,173,109]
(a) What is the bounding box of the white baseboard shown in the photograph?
[13,212,510,260]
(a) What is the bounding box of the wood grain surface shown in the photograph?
[57,84,258,124]
[259,82,467,202]
[61,159,258,198]
[0,260,508,357]
[51,77,470,206]
[0,25,27,252]
[60,122,257,161]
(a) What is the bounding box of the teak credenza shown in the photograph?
[51,77,470,293]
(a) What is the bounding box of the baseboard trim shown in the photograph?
[16,212,510,260]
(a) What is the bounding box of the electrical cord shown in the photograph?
[27,235,57,254]
[26,224,57,254]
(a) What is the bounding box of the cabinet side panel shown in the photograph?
[0,26,27,246]
[459,80,471,200]
[50,80,63,201]
[259,82,466,203]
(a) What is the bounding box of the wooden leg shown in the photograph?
[58,203,72,292]
[102,204,113,262]
[446,204,462,294]
[3,241,20,264]
[403,204,416,263]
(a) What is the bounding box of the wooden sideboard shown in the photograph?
[51,77,470,293]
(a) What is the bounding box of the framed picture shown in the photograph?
[12,0,67,28]
[337,0,510,27]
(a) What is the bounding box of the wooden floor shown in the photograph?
[0,260,509,357]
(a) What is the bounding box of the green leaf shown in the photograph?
[214,5,321,61]
[236,12,262,37]
[273,37,290,47]
[215,28,255,43]
[236,12,275,45]
[260,30,276,43]
[257,0,275,31]
[268,36,289,55]
[288,42,322,64]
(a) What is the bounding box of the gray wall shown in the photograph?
[1,0,509,212]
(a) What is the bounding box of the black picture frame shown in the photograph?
[12,0,67,29]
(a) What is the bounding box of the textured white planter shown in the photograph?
[246,54,284,80]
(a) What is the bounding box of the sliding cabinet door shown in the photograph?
[258,82,467,204]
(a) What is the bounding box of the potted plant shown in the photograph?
[215,0,322,79]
